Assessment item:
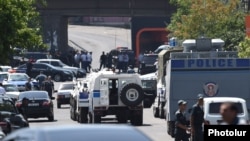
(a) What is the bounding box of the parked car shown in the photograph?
[0,95,29,135]
[2,84,20,101]
[2,124,153,141]
[0,66,11,73]
[138,54,158,75]
[56,82,74,108]
[8,63,74,82]
[2,73,39,91]
[0,73,8,85]
[16,91,55,121]
[36,59,86,78]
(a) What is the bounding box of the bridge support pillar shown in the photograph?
[41,14,68,55]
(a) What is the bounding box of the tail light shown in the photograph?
[42,100,51,106]
[15,101,22,108]
[0,122,7,127]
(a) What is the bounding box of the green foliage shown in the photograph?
[167,0,245,51]
[238,37,250,58]
[0,0,46,65]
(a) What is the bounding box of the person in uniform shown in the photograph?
[19,97,29,121]
[35,71,47,90]
[41,76,54,99]
[25,77,32,91]
[174,100,190,141]
[219,102,248,125]
[190,94,209,141]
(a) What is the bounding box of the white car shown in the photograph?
[0,66,11,72]
[56,82,75,108]
[203,97,249,125]
[2,84,20,100]
[36,59,86,78]
[2,73,38,91]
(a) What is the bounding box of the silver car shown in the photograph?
[2,124,152,141]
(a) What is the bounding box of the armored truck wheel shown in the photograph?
[93,115,101,123]
[120,83,144,106]
[79,107,88,123]
[117,110,128,123]
[130,110,143,126]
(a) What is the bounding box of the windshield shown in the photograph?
[59,83,74,90]
[142,55,158,63]
[209,102,243,114]
[0,100,16,113]
[9,74,28,81]
[0,73,8,81]
[3,85,19,92]
[19,92,49,100]
[141,80,156,89]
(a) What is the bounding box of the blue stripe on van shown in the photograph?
[93,90,100,98]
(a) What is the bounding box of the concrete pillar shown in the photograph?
[41,14,68,55]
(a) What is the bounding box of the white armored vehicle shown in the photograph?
[70,70,144,125]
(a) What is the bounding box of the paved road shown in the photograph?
[29,25,174,141]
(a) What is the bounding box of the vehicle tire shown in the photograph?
[117,111,127,123]
[57,103,61,109]
[48,111,54,121]
[70,100,77,121]
[93,115,101,123]
[159,103,165,119]
[120,83,144,106]
[79,108,88,123]
[130,110,143,126]
[153,107,159,118]
[54,74,61,82]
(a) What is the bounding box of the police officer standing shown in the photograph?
[41,76,54,99]
[35,71,47,90]
[175,100,190,141]
[190,94,209,141]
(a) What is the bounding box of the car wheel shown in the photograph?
[120,83,144,106]
[48,115,54,121]
[54,74,61,82]
[70,100,77,121]
[57,103,61,109]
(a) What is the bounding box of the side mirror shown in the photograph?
[51,97,55,100]
[54,90,58,93]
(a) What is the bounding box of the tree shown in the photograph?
[0,0,46,65]
[238,37,250,58]
[167,0,245,51]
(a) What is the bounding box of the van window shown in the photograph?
[208,102,243,114]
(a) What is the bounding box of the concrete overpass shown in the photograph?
[37,0,176,54]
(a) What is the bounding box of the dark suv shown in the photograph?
[138,54,158,75]
[0,96,29,134]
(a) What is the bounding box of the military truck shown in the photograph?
[70,70,144,126]
[163,38,250,137]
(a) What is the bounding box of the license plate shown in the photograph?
[28,103,39,106]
